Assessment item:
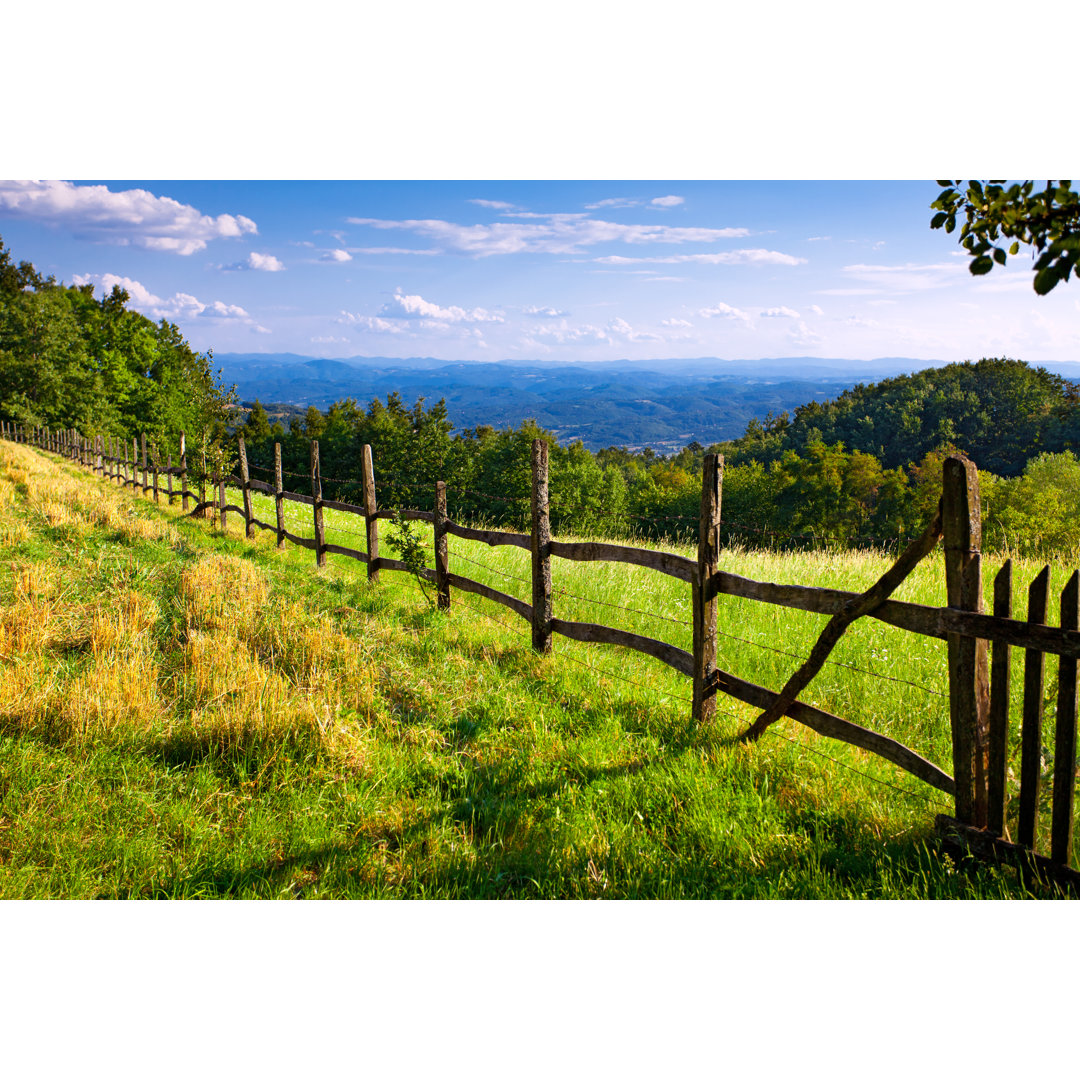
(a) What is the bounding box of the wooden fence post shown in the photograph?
[693,453,723,723]
[180,431,189,512]
[311,439,326,566]
[239,436,255,540]
[988,560,1012,836]
[167,451,174,505]
[943,456,990,827]
[131,438,138,491]
[530,438,552,654]
[274,441,285,549]
[1051,571,1079,865]
[434,480,450,610]
[218,463,227,533]
[141,433,148,495]
[362,443,379,583]
[200,447,209,519]
[152,444,160,503]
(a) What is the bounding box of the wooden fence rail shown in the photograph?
[5,422,1078,892]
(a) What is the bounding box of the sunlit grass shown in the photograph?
[0,439,1069,898]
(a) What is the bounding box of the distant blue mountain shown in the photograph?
[215,353,949,452]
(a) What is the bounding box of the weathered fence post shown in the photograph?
[131,438,138,491]
[141,433,148,495]
[180,431,189,512]
[239,436,255,540]
[200,447,210,519]
[311,439,326,567]
[274,441,285,549]
[693,453,723,723]
[152,444,160,503]
[530,438,552,654]
[988,560,1012,837]
[217,463,227,533]
[167,451,174,505]
[943,456,990,828]
[434,480,450,610]
[362,443,379,583]
[1051,571,1078,865]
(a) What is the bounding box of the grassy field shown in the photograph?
[0,439,1073,898]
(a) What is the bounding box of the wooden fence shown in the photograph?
[4,419,1078,893]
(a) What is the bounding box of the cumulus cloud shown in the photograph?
[336,312,408,334]
[378,290,503,323]
[808,304,825,316]
[320,249,352,262]
[698,301,751,323]
[0,180,257,255]
[523,305,569,318]
[760,306,800,318]
[661,317,694,328]
[790,321,822,348]
[594,249,805,267]
[651,196,684,207]
[606,317,662,342]
[311,335,350,344]
[350,247,440,256]
[71,272,251,322]
[346,215,750,256]
[247,251,284,271]
[223,251,284,272]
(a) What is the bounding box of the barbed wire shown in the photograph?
[711,626,946,697]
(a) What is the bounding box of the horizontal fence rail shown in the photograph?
[4,420,1077,892]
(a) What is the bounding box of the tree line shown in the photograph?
[3,232,1079,557]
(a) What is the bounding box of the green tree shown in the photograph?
[931,181,1080,294]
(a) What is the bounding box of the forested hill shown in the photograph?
[718,358,1080,477]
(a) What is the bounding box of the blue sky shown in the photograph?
[3,178,1077,368]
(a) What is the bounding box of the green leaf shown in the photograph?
[969,255,994,275]
[1033,264,1061,294]
[945,215,956,233]
[1009,241,1020,255]
[930,212,948,229]
[968,180,984,200]
[936,180,954,188]
[993,247,1007,265]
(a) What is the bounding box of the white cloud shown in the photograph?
[469,199,519,211]
[311,335,350,344]
[584,197,641,210]
[790,320,822,348]
[808,304,825,316]
[840,261,964,292]
[71,272,251,322]
[594,249,805,266]
[807,236,831,242]
[0,180,256,255]
[337,312,408,334]
[350,247,440,256]
[661,318,694,328]
[698,301,752,323]
[606,317,662,342]
[760,306,800,318]
[534,320,611,345]
[321,249,352,263]
[253,325,272,335]
[247,251,283,271]
[378,290,503,323]
[346,215,750,256]
[651,196,684,207]
[224,251,284,272]
[523,305,569,318]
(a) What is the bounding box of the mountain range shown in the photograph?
[216,353,1080,453]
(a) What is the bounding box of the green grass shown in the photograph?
[0,442,1071,898]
